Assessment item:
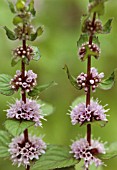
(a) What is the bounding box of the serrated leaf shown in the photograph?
[4,26,17,40]
[63,65,81,90]
[5,119,34,136]
[28,81,57,97]
[99,142,117,160]
[0,130,11,158]
[89,0,108,16]
[71,96,85,108]
[7,0,16,13]
[13,16,23,25]
[30,26,44,41]
[32,145,79,170]
[32,46,41,61]
[29,0,36,16]
[38,100,54,116]
[11,57,21,67]
[99,70,115,90]
[0,74,14,96]
[102,18,113,34]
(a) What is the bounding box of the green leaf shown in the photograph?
[30,26,44,41]
[99,70,115,90]
[16,0,25,11]
[7,0,16,13]
[56,167,75,170]
[63,65,81,90]
[5,119,34,136]
[3,26,17,40]
[75,161,103,170]
[32,145,79,170]
[0,74,14,96]
[13,16,23,25]
[71,96,85,108]
[77,34,89,49]
[99,142,117,160]
[11,57,21,67]
[0,130,11,158]
[29,0,36,16]
[102,18,113,34]
[89,0,108,16]
[38,100,54,116]
[28,81,57,97]
[32,46,41,61]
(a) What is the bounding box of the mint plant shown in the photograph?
[64,0,117,169]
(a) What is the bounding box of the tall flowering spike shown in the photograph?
[10,70,37,92]
[7,98,44,126]
[70,138,106,170]
[70,99,108,126]
[9,134,47,167]
[77,67,104,92]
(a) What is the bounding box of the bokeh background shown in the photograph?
[0,0,117,169]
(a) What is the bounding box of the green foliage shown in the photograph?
[13,16,23,25]
[16,0,25,11]
[3,26,17,40]
[32,46,41,61]
[71,96,85,108]
[38,100,54,116]
[63,65,80,90]
[5,119,34,136]
[99,70,115,90]
[28,81,57,97]
[11,56,21,67]
[0,130,11,158]
[102,18,113,34]
[7,0,16,14]
[99,142,117,160]
[32,145,79,170]
[30,26,44,41]
[0,74,14,96]
[29,0,36,16]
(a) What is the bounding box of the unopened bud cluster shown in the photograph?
[9,134,46,167]
[13,45,33,61]
[83,19,102,33]
[10,70,37,92]
[78,42,100,61]
[77,67,104,92]
[70,138,106,170]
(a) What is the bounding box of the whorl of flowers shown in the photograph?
[70,99,108,126]
[77,67,104,92]
[7,98,44,126]
[10,70,37,92]
[13,45,34,61]
[70,138,106,170]
[78,42,100,61]
[9,134,47,167]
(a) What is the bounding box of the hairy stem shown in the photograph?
[21,25,30,170]
[86,12,96,146]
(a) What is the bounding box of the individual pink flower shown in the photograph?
[7,98,44,126]
[10,70,37,92]
[70,138,106,170]
[77,67,104,92]
[70,99,108,125]
[9,134,46,167]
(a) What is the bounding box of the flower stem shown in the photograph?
[86,12,96,146]
[21,25,30,170]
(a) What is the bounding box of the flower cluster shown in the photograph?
[70,138,106,170]
[10,70,37,92]
[7,98,44,126]
[9,134,46,167]
[78,42,100,61]
[77,67,104,92]
[83,19,102,34]
[70,100,108,125]
[13,45,34,61]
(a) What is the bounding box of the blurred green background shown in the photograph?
[0,0,117,169]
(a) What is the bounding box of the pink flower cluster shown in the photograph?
[9,134,46,167]
[70,138,106,170]
[7,98,44,126]
[77,67,104,92]
[10,70,37,92]
[70,100,108,125]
